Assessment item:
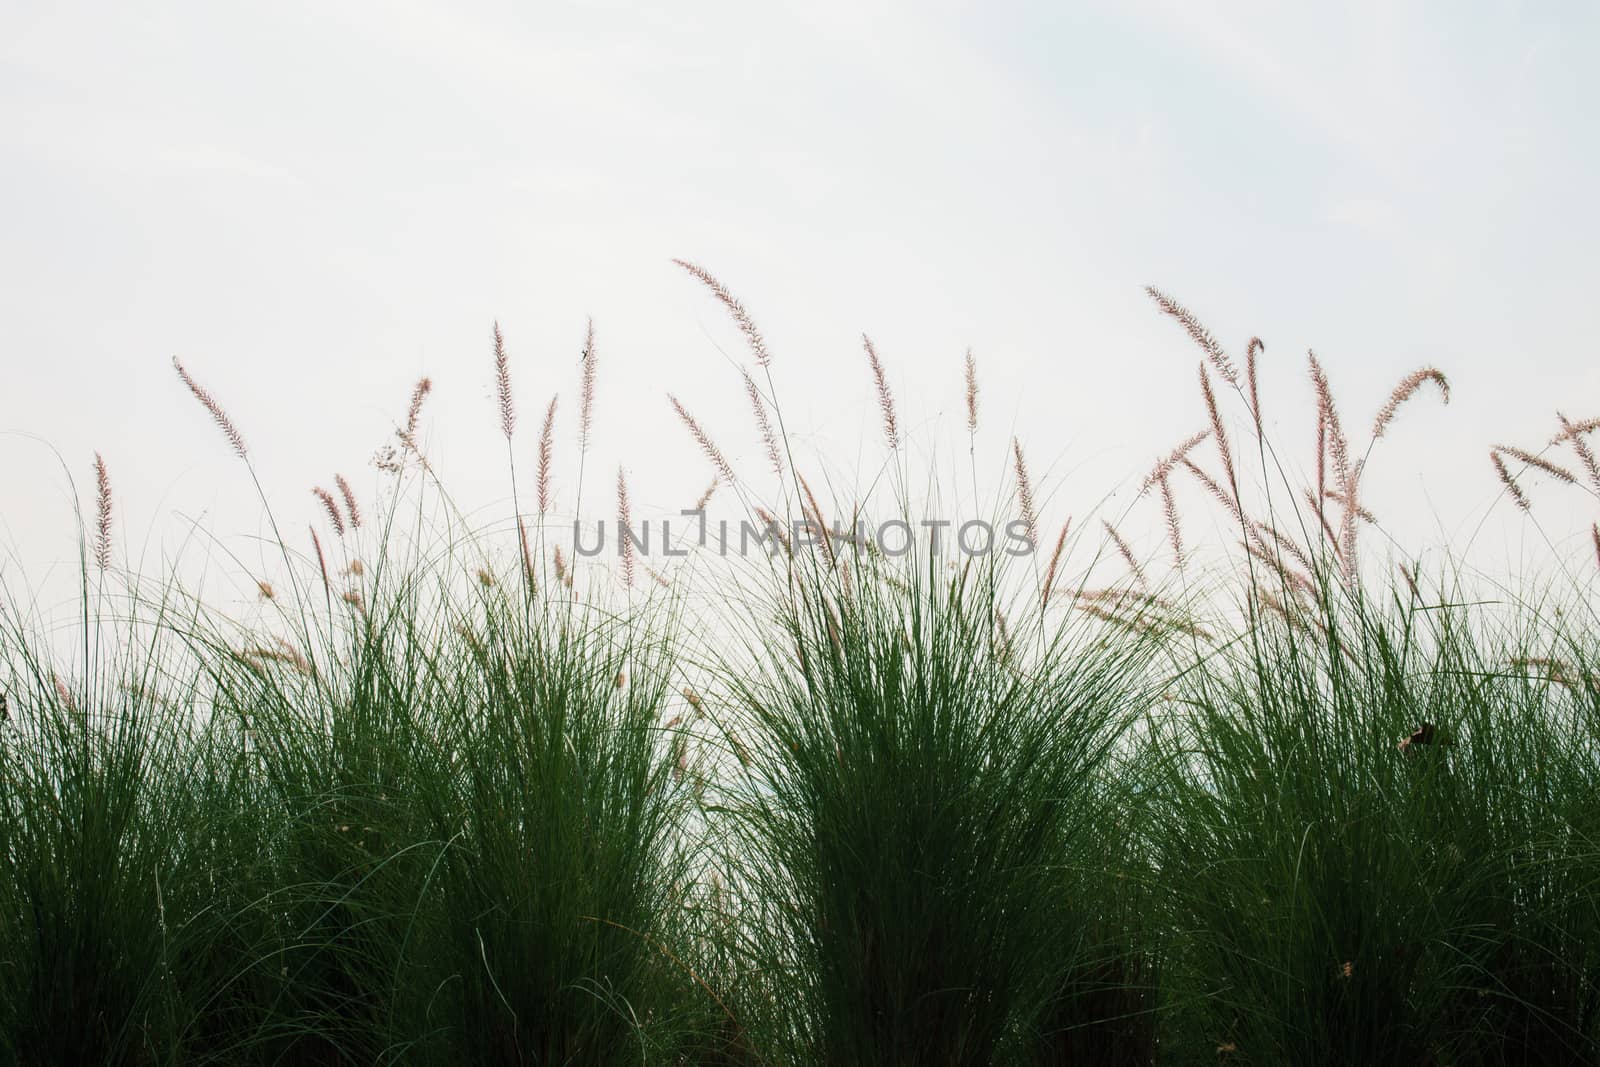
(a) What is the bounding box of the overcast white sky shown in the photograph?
[4,0,1598,608]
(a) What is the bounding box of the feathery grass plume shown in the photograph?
[256,579,275,599]
[1551,415,1600,444]
[1198,363,1239,505]
[1593,523,1600,572]
[742,368,784,475]
[475,567,495,589]
[1241,537,1318,598]
[1508,656,1589,689]
[172,357,248,458]
[1316,404,1327,518]
[1251,518,1317,577]
[1042,518,1071,605]
[536,393,558,514]
[964,347,979,434]
[1491,451,1531,511]
[553,543,571,587]
[1246,336,1264,427]
[1180,457,1245,527]
[309,525,330,592]
[668,394,736,482]
[518,515,535,583]
[1142,429,1210,494]
[1146,286,1239,385]
[1398,561,1420,598]
[1307,351,1358,576]
[345,558,364,577]
[52,672,76,714]
[1558,412,1600,495]
[1101,519,1147,588]
[1255,584,1299,624]
[693,476,719,512]
[399,376,434,455]
[341,588,366,614]
[861,334,899,450]
[92,452,112,571]
[1493,445,1576,485]
[579,319,596,452]
[672,258,772,367]
[1074,588,1180,618]
[312,487,346,537]
[334,473,362,529]
[1372,366,1450,439]
[1012,439,1039,548]
[1158,474,1185,567]
[492,320,515,440]
[643,564,672,589]
[616,467,635,587]
[239,642,313,676]
[797,473,835,567]
[1320,488,1377,525]
[992,606,1012,661]
[755,507,793,556]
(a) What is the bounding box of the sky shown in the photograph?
[3,0,1599,614]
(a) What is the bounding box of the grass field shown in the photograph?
[4,279,1598,1064]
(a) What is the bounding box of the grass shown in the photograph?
[4,277,1600,1063]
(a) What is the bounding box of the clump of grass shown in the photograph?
[1150,574,1600,1064]
[712,538,1164,1064]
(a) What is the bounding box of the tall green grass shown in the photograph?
[5,284,1599,1064]
[707,546,1164,1064]
[1151,576,1600,1064]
